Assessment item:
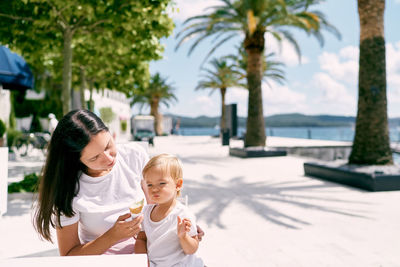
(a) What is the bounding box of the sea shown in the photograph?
[178,126,400,143]
[178,126,400,164]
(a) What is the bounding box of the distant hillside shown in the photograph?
[165,113,400,128]
[266,113,355,127]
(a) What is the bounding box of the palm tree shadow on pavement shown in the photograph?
[180,156,228,167]
[183,176,372,230]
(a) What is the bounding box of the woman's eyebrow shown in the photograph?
[88,137,111,160]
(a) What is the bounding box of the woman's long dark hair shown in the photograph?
[34,109,108,242]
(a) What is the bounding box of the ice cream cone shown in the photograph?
[129,198,144,219]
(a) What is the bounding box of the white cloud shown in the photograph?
[263,82,306,104]
[262,82,308,115]
[224,82,308,117]
[194,95,219,114]
[338,46,359,61]
[387,41,400,104]
[387,42,400,76]
[318,48,359,85]
[309,42,400,116]
[225,87,248,117]
[265,34,309,67]
[169,0,220,22]
[311,72,356,115]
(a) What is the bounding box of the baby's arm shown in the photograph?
[177,216,199,255]
[134,231,147,254]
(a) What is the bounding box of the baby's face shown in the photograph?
[144,167,179,204]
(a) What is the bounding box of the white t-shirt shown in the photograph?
[142,202,204,267]
[59,142,149,254]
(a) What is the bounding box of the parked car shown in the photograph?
[131,115,155,146]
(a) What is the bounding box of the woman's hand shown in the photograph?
[106,213,143,243]
[177,216,192,238]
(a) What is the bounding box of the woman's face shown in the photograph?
[80,131,117,177]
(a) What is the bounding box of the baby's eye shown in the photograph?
[160,182,166,186]
[147,184,152,187]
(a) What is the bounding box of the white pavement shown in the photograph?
[1,136,400,266]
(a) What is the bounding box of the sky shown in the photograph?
[143,0,400,118]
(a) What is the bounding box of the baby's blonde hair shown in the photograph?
[142,153,183,196]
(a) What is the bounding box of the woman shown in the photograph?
[34,109,202,256]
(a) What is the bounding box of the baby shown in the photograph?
[134,153,204,267]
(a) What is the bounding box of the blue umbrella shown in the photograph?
[0,45,34,91]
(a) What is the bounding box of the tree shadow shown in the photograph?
[3,194,36,217]
[7,157,44,182]
[183,175,372,230]
[180,155,228,166]
[15,249,59,258]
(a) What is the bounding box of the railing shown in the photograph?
[12,132,50,157]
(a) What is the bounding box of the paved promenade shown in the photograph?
[1,136,399,266]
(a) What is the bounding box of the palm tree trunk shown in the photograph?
[244,30,266,147]
[88,80,94,112]
[80,66,86,109]
[220,87,227,131]
[150,99,162,136]
[349,0,392,164]
[62,27,73,115]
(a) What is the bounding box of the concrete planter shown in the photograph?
[0,147,8,215]
[39,118,49,132]
[304,161,400,192]
[16,116,33,132]
[229,146,287,158]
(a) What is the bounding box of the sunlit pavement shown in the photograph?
[2,136,400,266]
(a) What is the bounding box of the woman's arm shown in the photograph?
[134,231,147,254]
[57,222,116,256]
[57,213,143,256]
[177,216,199,255]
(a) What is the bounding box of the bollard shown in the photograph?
[221,128,230,146]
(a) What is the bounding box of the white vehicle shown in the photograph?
[131,115,155,145]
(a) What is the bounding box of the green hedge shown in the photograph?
[0,119,5,137]
[6,128,23,150]
[8,173,39,193]
[12,90,62,119]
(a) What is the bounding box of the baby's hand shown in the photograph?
[177,216,192,238]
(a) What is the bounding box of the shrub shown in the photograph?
[8,173,39,193]
[0,119,6,137]
[120,120,127,132]
[6,128,23,150]
[99,107,115,124]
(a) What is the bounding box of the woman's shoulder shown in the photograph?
[118,142,147,155]
[117,142,149,163]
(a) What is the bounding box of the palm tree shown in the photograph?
[131,73,177,136]
[176,0,340,147]
[196,57,242,131]
[349,0,392,164]
[230,47,286,89]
